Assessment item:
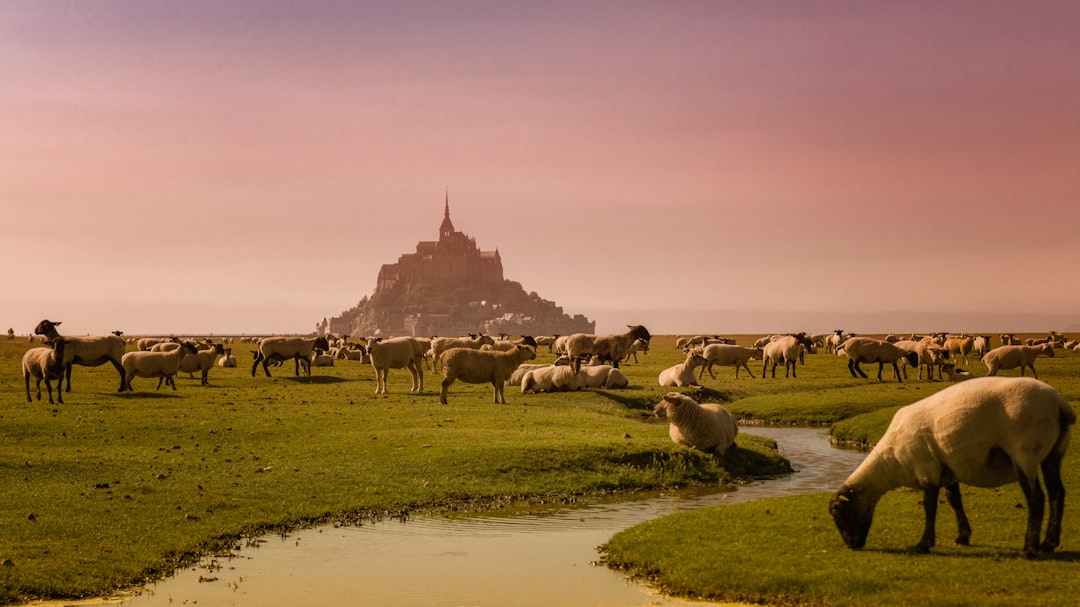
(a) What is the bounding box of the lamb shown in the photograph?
[658,350,709,387]
[251,335,331,378]
[520,365,581,393]
[217,347,238,367]
[122,341,200,391]
[366,336,426,394]
[565,325,651,371]
[1001,333,1021,346]
[177,342,226,386]
[839,336,920,382]
[439,344,536,404]
[577,364,629,389]
[829,377,1075,558]
[622,338,649,363]
[982,344,1055,378]
[894,340,948,381]
[34,319,128,393]
[762,333,814,378]
[940,363,976,382]
[652,392,738,457]
[430,334,496,372]
[697,344,762,379]
[310,350,336,367]
[22,338,73,404]
[943,335,974,365]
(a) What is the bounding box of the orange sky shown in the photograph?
[3,1,1079,335]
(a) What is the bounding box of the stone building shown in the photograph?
[317,194,594,338]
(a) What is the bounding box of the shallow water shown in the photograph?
[91,427,865,607]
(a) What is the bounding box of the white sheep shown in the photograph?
[982,344,1055,378]
[940,363,976,382]
[894,340,948,381]
[430,334,496,372]
[520,365,581,393]
[178,343,226,386]
[697,344,762,380]
[122,341,199,391]
[652,392,738,456]
[137,337,172,351]
[762,333,814,378]
[34,319,128,393]
[577,364,629,389]
[829,377,1075,557]
[310,351,336,367]
[658,350,709,387]
[22,338,74,404]
[481,336,538,352]
[367,336,426,394]
[439,345,536,404]
[839,336,919,382]
[565,325,651,371]
[251,335,331,378]
[972,335,993,359]
[217,347,237,367]
[622,337,649,363]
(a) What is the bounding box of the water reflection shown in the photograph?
[100,427,864,607]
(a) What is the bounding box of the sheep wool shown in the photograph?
[653,392,738,456]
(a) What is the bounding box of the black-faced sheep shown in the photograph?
[982,344,1055,378]
[762,333,814,379]
[894,340,949,381]
[697,344,761,380]
[652,392,738,456]
[122,341,200,391]
[217,347,237,367]
[972,335,993,359]
[367,336,426,394]
[829,377,1075,558]
[178,342,226,386]
[34,319,128,393]
[439,345,536,404]
[658,350,708,387]
[943,335,974,365]
[940,363,976,382]
[251,336,331,378]
[839,337,920,382]
[565,325,651,371]
[430,334,496,372]
[22,338,73,404]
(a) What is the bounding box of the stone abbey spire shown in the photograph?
[439,188,454,240]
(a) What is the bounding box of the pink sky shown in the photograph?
[3,1,1080,336]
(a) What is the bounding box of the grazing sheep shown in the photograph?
[122,341,200,391]
[137,337,173,351]
[577,364,629,389]
[652,392,738,456]
[430,334,496,372]
[840,337,920,382]
[659,350,709,387]
[762,333,814,379]
[439,345,536,404]
[251,336,331,378]
[829,377,1075,558]
[178,343,226,386]
[982,344,1055,378]
[534,335,559,353]
[1001,333,1021,346]
[33,320,128,393]
[943,335,974,365]
[217,347,237,367]
[697,344,761,380]
[972,335,993,359]
[521,365,581,393]
[894,340,948,381]
[22,338,73,404]
[565,325,652,371]
[367,337,426,394]
[481,335,538,352]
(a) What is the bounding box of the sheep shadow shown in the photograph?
[114,391,186,399]
[865,546,1080,562]
[283,375,350,385]
[591,387,654,412]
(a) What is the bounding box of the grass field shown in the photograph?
[1,332,1077,605]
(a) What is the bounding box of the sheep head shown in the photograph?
[34,319,61,337]
[653,392,688,418]
[829,486,875,550]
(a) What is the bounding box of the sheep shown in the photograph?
[310,350,336,367]
[366,336,426,394]
[652,392,738,457]
[829,377,1075,558]
[972,335,993,359]
[137,337,172,351]
[622,338,649,363]
[565,325,651,371]
[122,341,199,391]
[982,344,1055,378]
[943,335,974,365]
[251,336,331,378]
[430,334,496,372]
[894,340,948,381]
[577,364,629,389]
[33,319,128,393]
[762,333,814,378]
[520,365,581,393]
[411,337,433,369]
[1001,333,1021,346]
[940,363,976,382]
[534,335,559,353]
[840,336,920,382]
[824,330,846,354]
[439,345,536,404]
[482,335,538,352]
[177,342,226,386]
[217,347,237,367]
[656,350,707,387]
[697,344,762,380]
[22,338,74,404]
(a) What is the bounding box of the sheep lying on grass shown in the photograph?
[122,341,199,391]
[982,344,1055,378]
[577,364,629,389]
[830,377,1075,558]
[34,319,127,393]
[652,392,738,456]
[839,337,919,382]
[22,338,73,404]
[440,345,536,404]
[251,336,331,378]
[367,337,426,394]
[659,350,708,387]
[521,365,581,393]
[217,348,237,367]
[941,363,976,382]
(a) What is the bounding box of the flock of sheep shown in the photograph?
[17,319,1078,558]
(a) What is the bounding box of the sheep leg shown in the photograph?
[439,377,453,404]
[943,482,972,545]
[64,362,74,393]
[848,359,867,379]
[890,362,902,382]
[1015,467,1046,559]
[741,362,755,379]
[492,381,504,404]
[916,483,941,553]
[156,376,165,390]
[110,358,127,392]
[1039,451,1066,552]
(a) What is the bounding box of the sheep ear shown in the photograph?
[835,494,850,503]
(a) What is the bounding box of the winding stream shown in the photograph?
[96,427,865,607]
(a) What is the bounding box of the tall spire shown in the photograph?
[444,187,450,219]
[439,187,455,240]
